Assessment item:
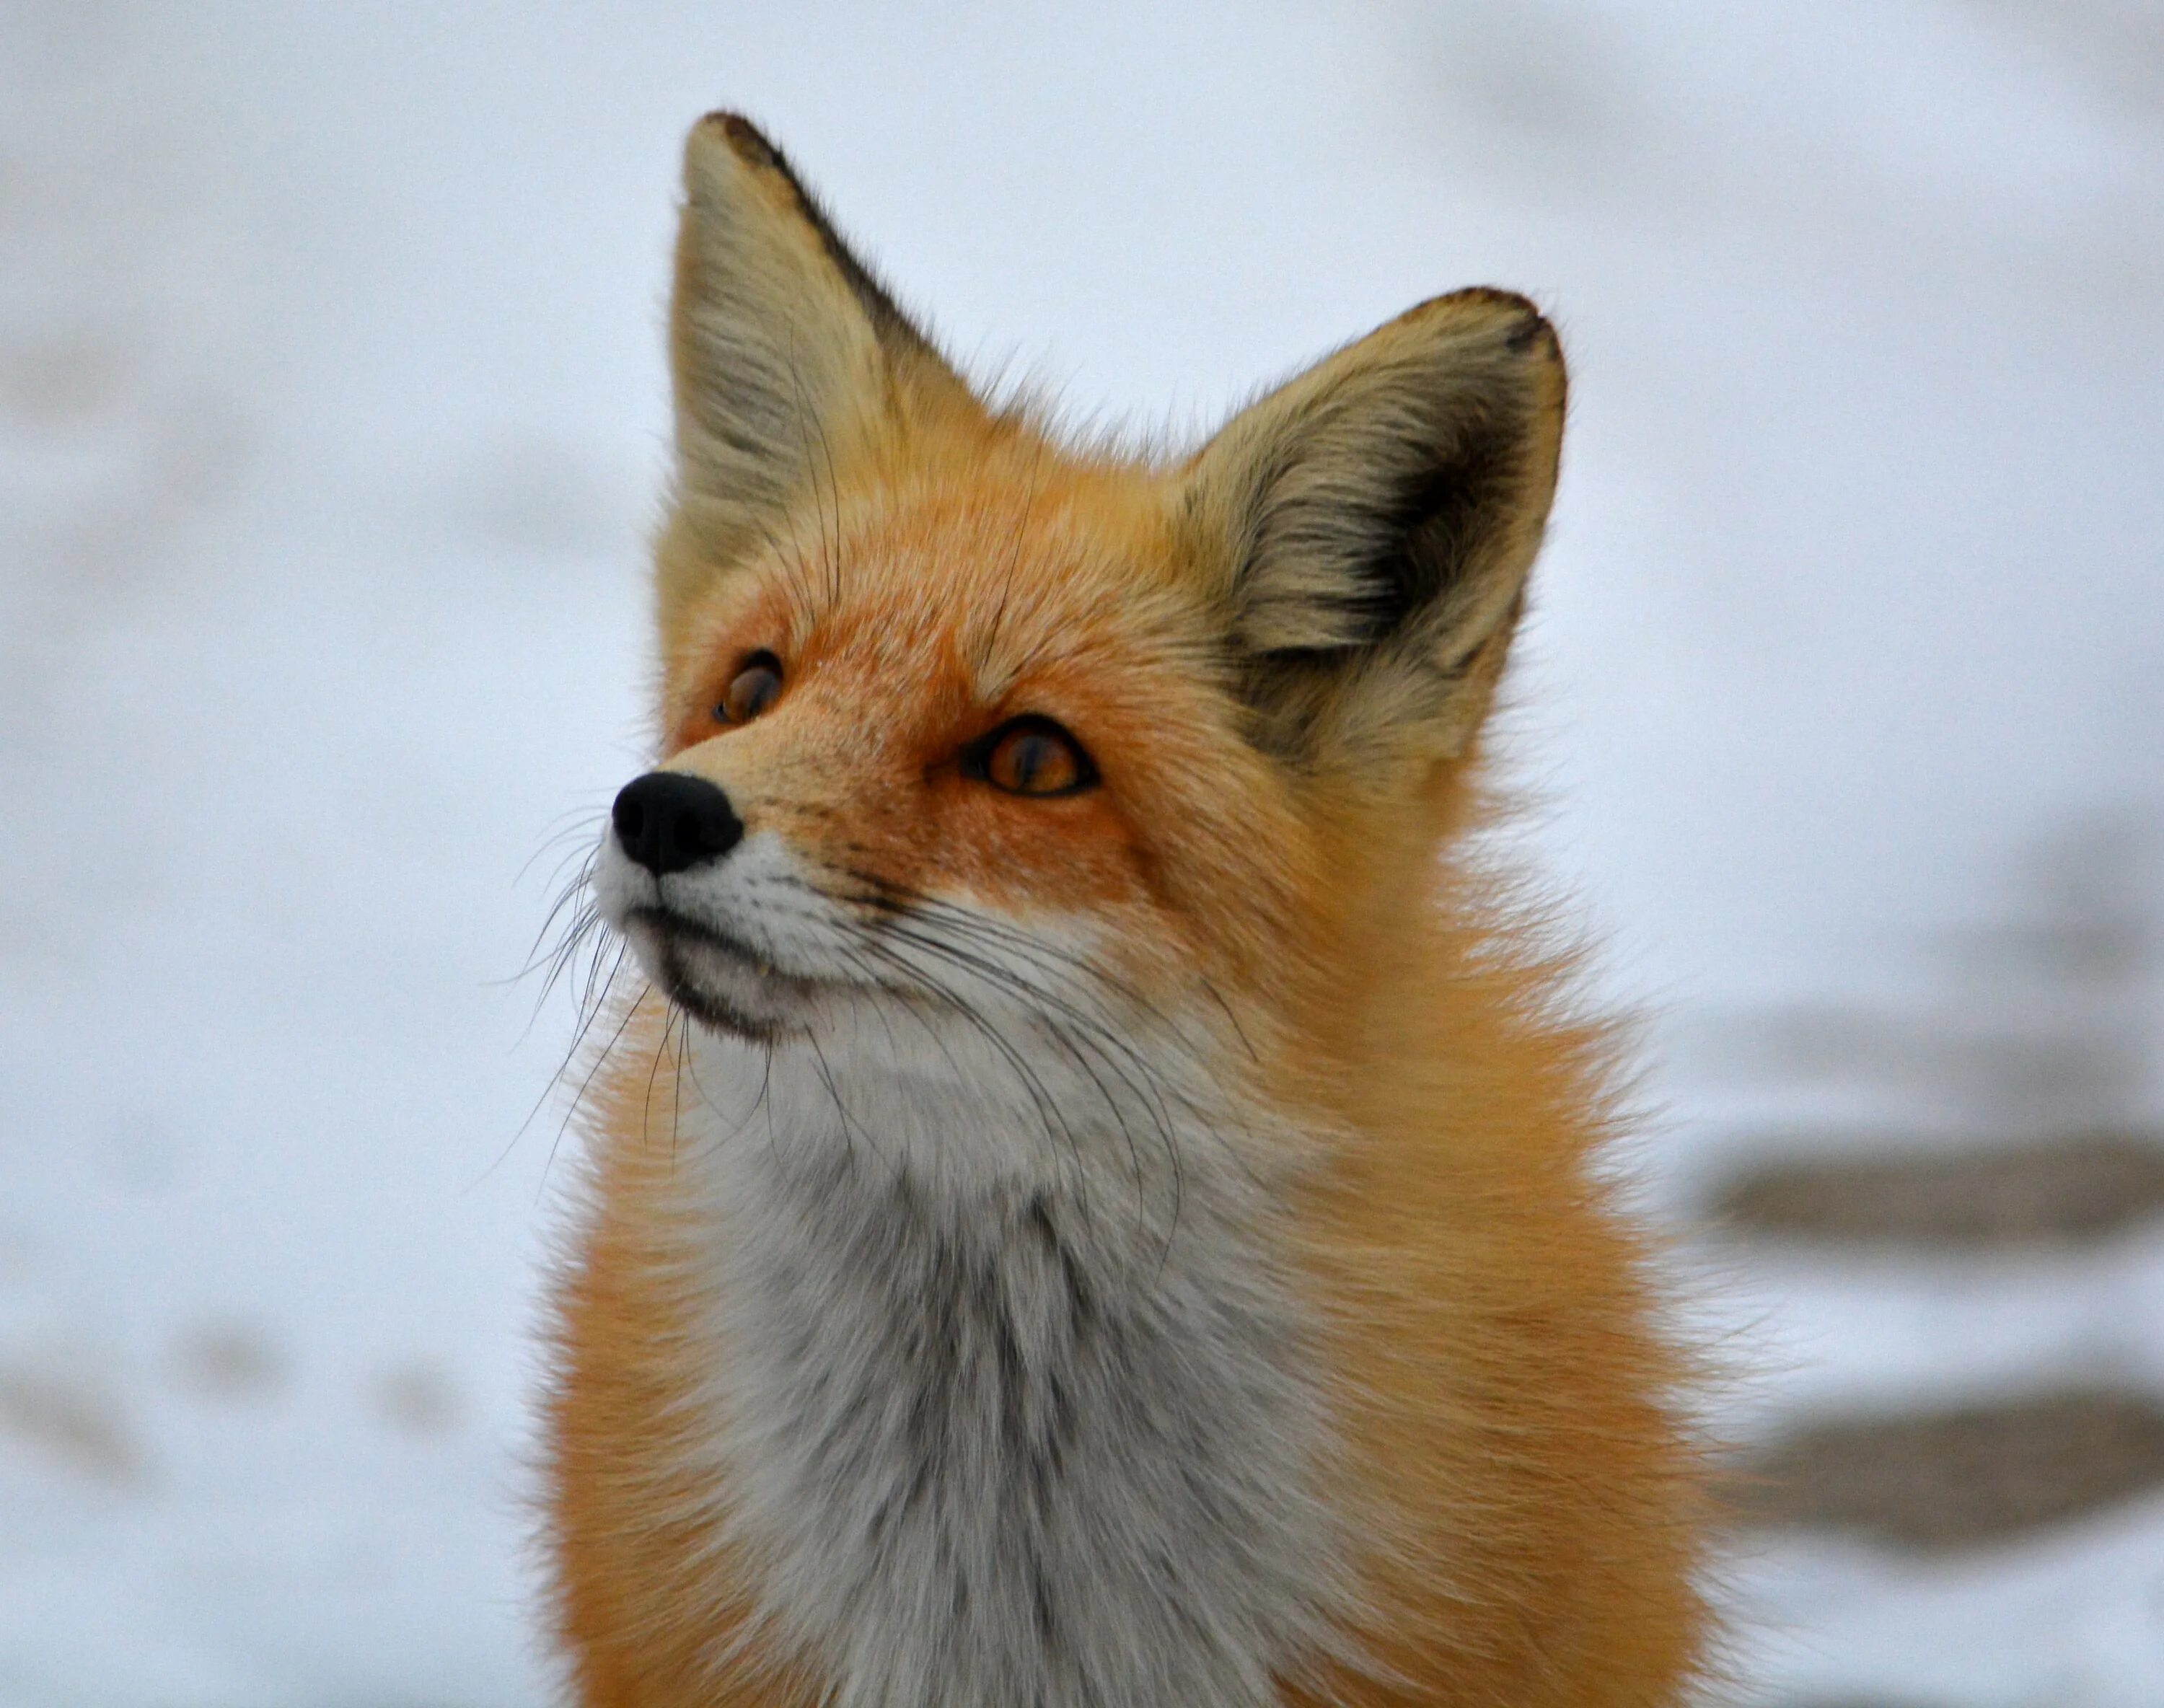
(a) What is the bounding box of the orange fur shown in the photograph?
[543,113,1708,1707]
[1277,794,1707,1703]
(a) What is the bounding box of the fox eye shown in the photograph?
[970,716,1097,798]
[716,652,783,725]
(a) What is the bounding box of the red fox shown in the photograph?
[545,113,1707,1707]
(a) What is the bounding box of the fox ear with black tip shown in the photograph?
[1182,289,1567,782]
[658,113,975,635]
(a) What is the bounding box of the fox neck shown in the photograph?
[677,1023,1347,1708]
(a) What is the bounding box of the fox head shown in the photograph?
[591,114,1565,1184]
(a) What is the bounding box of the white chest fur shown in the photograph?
[677,1034,1346,1708]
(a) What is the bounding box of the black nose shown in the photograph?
[611,772,744,876]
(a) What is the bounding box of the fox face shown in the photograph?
[598,472,1248,1036]
[590,112,1565,1191]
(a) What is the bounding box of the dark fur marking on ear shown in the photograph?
[708,111,940,361]
[1260,428,1520,656]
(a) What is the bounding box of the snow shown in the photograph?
[1,1,2158,1702]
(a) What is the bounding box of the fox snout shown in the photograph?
[611,772,743,876]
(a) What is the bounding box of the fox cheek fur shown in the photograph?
[545,111,1708,1708]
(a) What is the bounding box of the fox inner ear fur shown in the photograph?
[1182,289,1567,778]
[659,113,970,635]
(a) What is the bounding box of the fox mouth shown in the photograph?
[623,904,826,1041]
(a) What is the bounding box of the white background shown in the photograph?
[1,3,2160,1702]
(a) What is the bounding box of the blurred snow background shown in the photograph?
[0,1,2159,1703]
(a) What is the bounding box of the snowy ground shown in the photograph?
[1,3,2159,1703]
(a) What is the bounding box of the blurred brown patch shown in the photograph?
[0,335,128,423]
[1734,1388,2164,1551]
[372,1360,461,1437]
[0,1363,141,1484]
[1710,1132,2164,1247]
[172,1319,285,1400]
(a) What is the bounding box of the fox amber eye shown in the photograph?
[975,716,1097,798]
[716,652,783,725]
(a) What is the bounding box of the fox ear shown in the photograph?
[1182,289,1565,775]
[660,114,968,627]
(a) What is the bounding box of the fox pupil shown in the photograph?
[718,654,783,724]
[1013,736,1050,787]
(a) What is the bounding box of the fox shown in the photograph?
[545,112,1708,1708]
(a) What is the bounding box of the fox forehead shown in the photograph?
[660,465,1223,740]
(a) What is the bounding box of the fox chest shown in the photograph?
[705,1162,1342,1708]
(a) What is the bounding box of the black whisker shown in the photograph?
[540,969,648,1202]
[853,937,1098,1226]
[804,1023,900,1181]
[829,866,1273,1212]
